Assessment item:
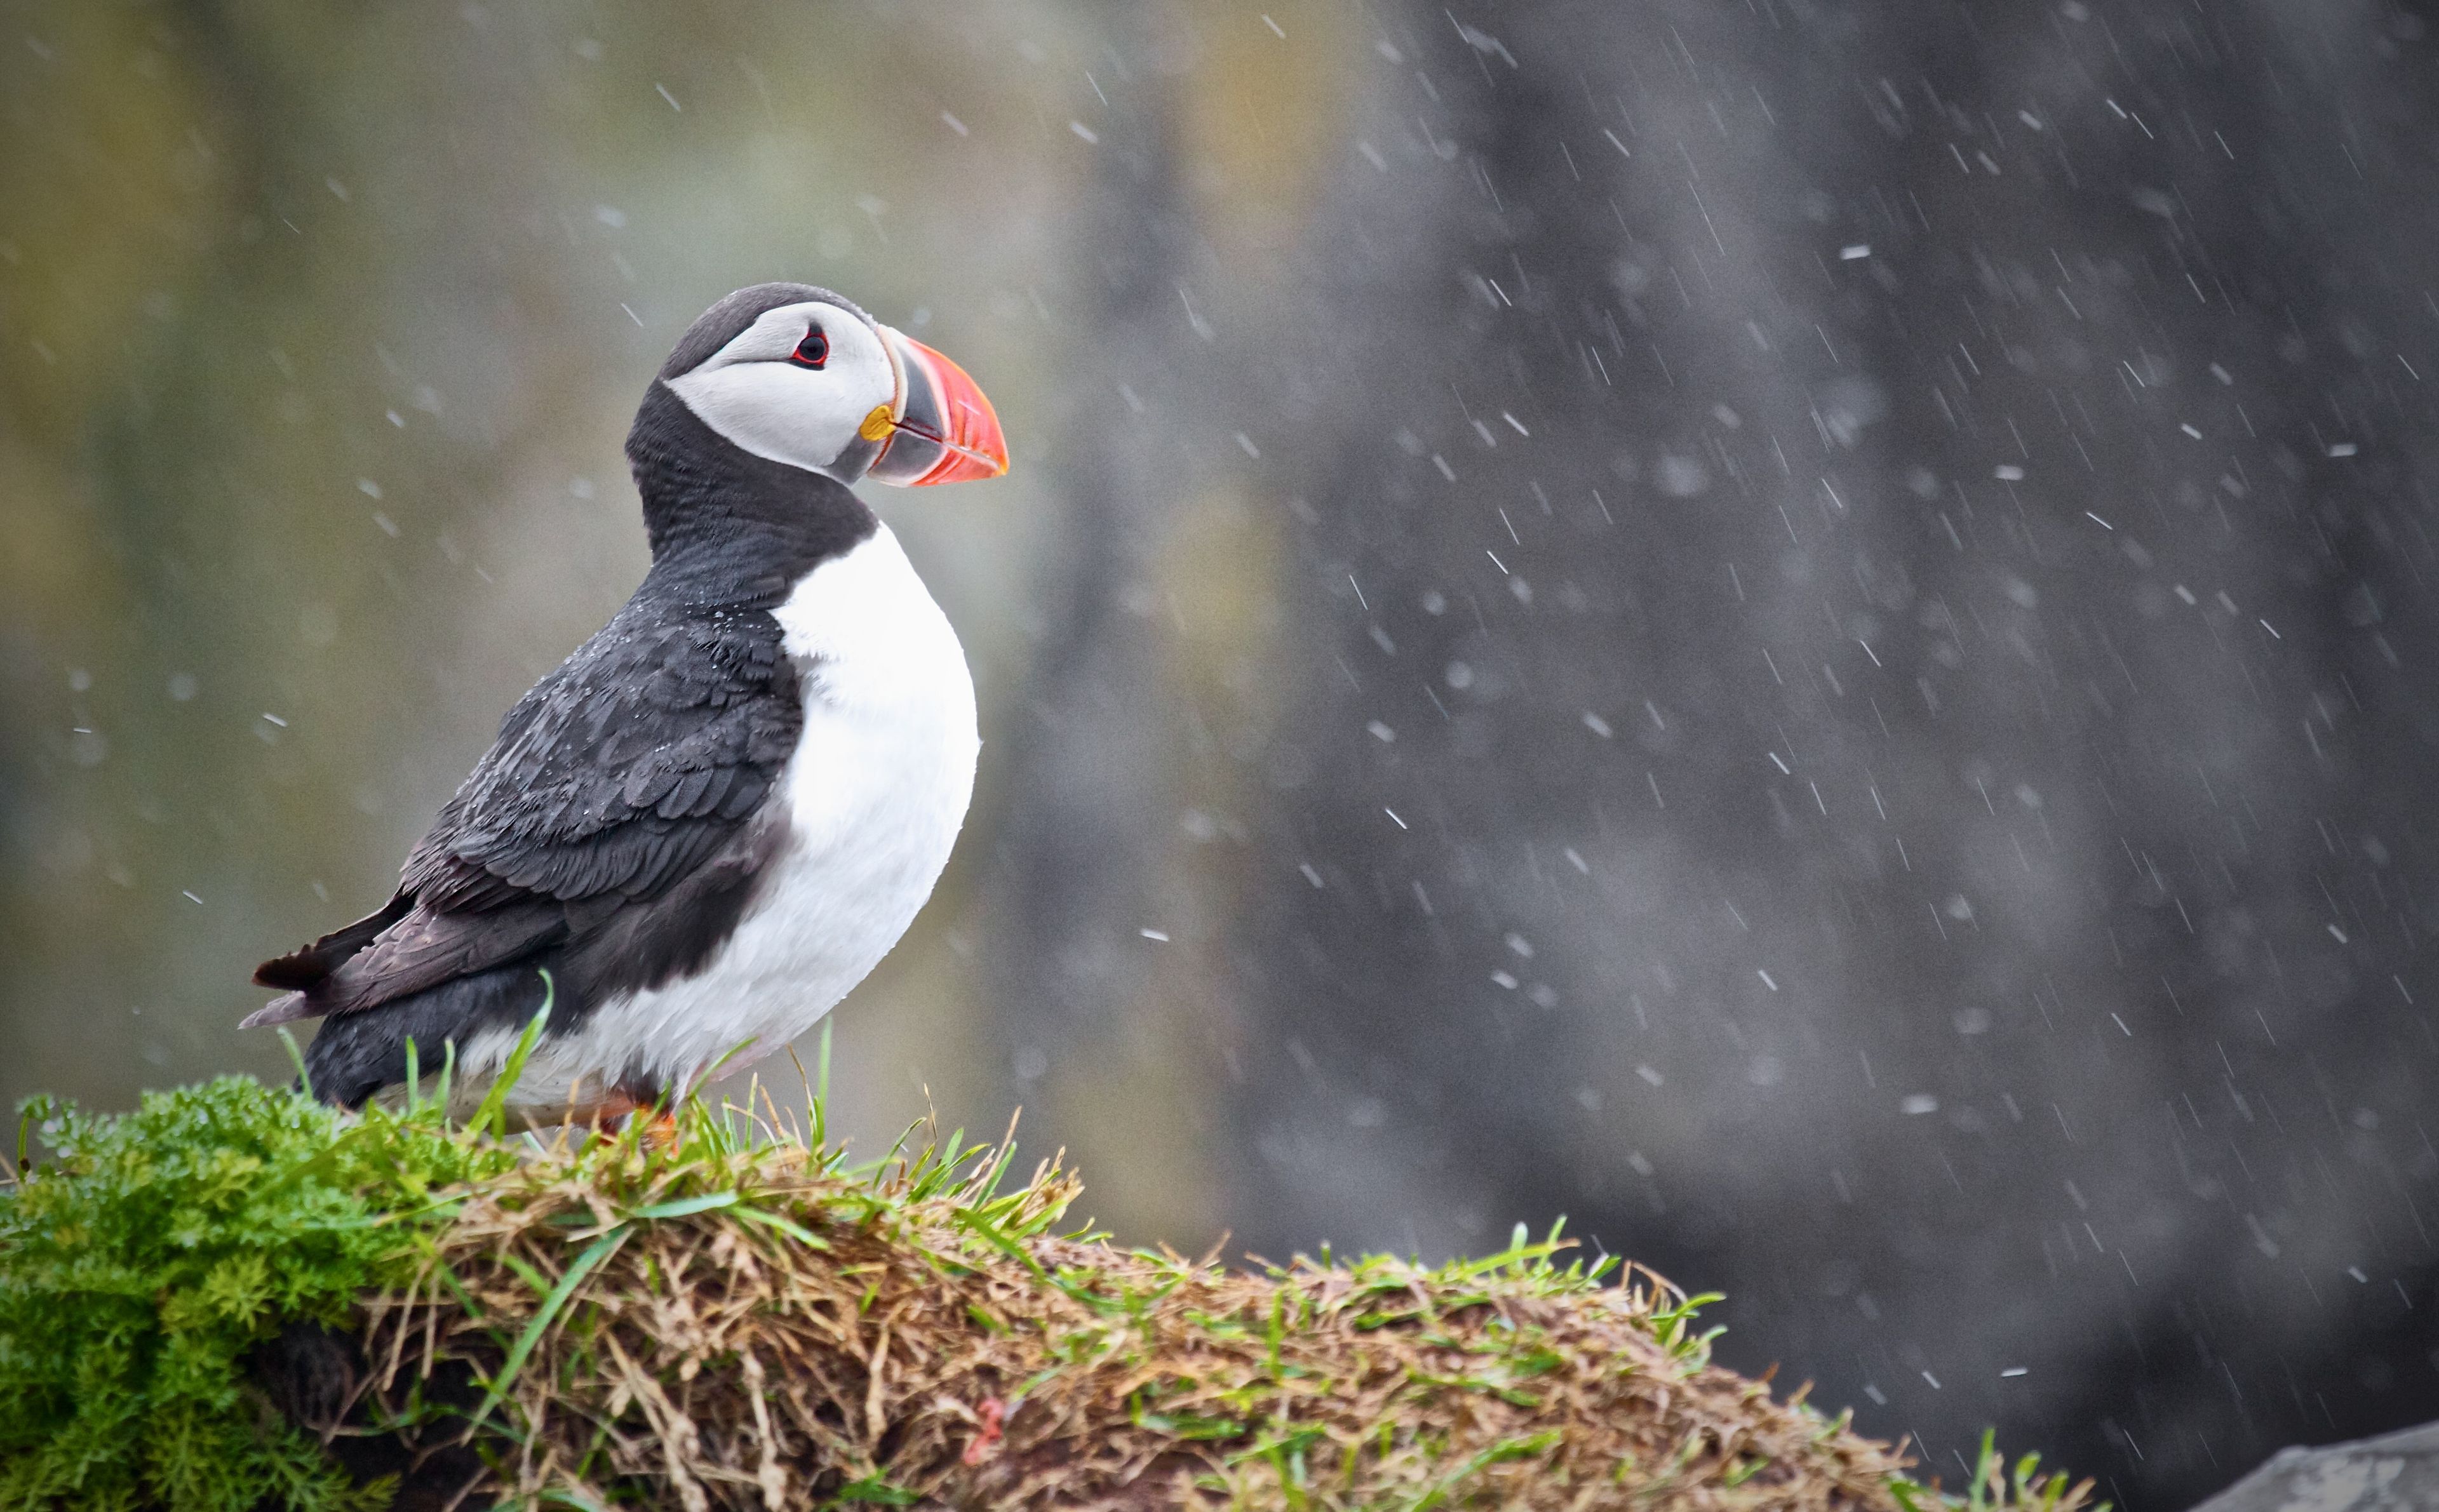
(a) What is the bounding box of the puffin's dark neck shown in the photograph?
[623,382,878,608]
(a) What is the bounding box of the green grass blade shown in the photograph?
[14,1097,48,1179]
[626,1191,739,1221]
[698,1036,760,1085]
[732,1204,828,1248]
[465,1221,629,1434]
[816,1017,833,1107]
[471,979,555,1138]
[276,1027,314,1099]
[434,1038,457,1118]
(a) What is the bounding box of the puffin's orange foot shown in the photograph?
[575,1090,677,1153]
[634,1109,681,1154]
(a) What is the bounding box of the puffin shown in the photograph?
[245,283,1007,1125]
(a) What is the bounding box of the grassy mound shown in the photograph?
[2,1052,2099,1511]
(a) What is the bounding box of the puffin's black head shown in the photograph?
[649,281,1007,488]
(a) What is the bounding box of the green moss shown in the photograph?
[1,1075,513,1512]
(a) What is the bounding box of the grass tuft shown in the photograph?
[1,1077,2101,1512]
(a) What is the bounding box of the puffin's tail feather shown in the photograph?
[252,890,415,991]
[241,992,316,1030]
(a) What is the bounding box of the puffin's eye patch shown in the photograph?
[790,329,829,369]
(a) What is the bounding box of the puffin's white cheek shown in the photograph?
[666,365,855,474]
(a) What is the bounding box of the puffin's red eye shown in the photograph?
[791,329,828,368]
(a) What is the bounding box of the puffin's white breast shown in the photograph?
[503,523,978,1106]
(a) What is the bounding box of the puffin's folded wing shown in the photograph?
[243,610,801,1032]
[401,613,800,914]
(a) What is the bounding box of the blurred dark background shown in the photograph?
[7,3,2438,1506]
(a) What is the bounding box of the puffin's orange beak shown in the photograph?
[868,327,1009,486]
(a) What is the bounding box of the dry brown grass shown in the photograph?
[286,1099,2095,1512]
